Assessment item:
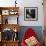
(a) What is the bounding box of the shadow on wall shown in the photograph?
[18,26,43,44]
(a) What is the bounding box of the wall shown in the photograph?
[19,0,44,26]
[0,0,44,26]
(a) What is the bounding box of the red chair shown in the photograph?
[21,28,41,46]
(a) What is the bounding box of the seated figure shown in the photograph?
[21,28,41,46]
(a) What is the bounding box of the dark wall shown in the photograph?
[18,26,44,43]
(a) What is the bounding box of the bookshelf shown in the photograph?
[0,7,19,46]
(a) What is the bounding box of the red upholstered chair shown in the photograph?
[21,28,41,46]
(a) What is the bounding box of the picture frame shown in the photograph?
[2,10,9,15]
[24,7,38,21]
[9,10,18,15]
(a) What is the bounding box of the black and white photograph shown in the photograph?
[24,7,38,21]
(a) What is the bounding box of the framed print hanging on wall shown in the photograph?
[24,7,38,21]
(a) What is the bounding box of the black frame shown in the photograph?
[24,7,38,21]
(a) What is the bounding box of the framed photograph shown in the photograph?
[24,7,38,21]
[9,10,18,15]
[2,10,9,15]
